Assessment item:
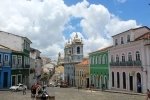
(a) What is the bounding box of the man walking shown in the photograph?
[23,84,26,95]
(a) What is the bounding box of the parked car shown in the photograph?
[60,82,68,88]
[9,83,27,91]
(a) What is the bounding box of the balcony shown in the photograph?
[126,61,134,66]
[115,62,120,66]
[134,60,142,66]
[110,62,115,66]
[25,64,30,68]
[3,61,10,66]
[120,62,126,66]
[12,64,22,68]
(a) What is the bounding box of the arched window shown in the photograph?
[136,51,140,61]
[116,54,119,62]
[97,56,99,64]
[112,72,114,87]
[111,55,114,62]
[128,52,132,61]
[104,56,107,64]
[99,56,101,64]
[115,39,118,45]
[101,56,103,64]
[95,56,97,64]
[122,53,125,62]
[77,47,80,54]
[103,56,105,64]
[121,37,124,44]
[127,35,130,42]
[122,72,126,89]
[93,57,95,64]
[117,72,120,88]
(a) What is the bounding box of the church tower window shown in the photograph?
[77,47,80,54]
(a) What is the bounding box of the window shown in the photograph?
[122,53,125,62]
[4,55,9,61]
[99,56,101,64]
[97,56,99,64]
[115,39,118,45]
[93,57,94,64]
[116,54,119,62]
[122,72,126,89]
[72,48,73,54]
[0,54,2,62]
[111,55,114,62]
[69,50,71,54]
[117,72,120,88]
[128,52,132,61]
[104,56,107,64]
[18,56,22,65]
[127,35,130,42]
[121,37,124,44]
[136,51,140,61]
[77,47,80,54]
[112,72,114,87]
[12,55,17,65]
[101,56,103,64]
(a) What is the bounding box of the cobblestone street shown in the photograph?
[0,87,146,100]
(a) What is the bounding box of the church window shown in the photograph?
[77,47,80,54]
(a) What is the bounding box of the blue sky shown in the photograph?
[63,0,150,39]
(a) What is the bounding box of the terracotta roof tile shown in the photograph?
[135,32,150,40]
[75,58,89,67]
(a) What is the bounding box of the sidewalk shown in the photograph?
[71,87,146,96]
[0,89,9,91]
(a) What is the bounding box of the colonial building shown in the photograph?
[0,31,32,87]
[29,47,42,88]
[0,45,12,89]
[109,26,150,93]
[75,58,89,88]
[89,46,112,89]
[64,33,83,86]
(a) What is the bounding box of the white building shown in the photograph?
[64,33,84,86]
[29,48,42,88]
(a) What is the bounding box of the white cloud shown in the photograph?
[0,0,139,60]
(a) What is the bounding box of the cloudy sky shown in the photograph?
[0,0,150,60]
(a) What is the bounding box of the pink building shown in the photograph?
[109,26,150,93]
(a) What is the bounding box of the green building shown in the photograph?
[89,46,112,89]
[11,38,32,87]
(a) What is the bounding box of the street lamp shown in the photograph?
[141,66,147,74]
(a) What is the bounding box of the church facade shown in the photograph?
[64,33,84,86]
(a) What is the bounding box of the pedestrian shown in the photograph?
[23,85,26,95]
[31,84,37,99]
[146,89,150,100]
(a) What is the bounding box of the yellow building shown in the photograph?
[75,58,89,88]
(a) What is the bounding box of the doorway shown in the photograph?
[129,75,133,91]
[3,72,8,88]
[105,77,107,89]
[137,73,141,93]
[87,78,89,88]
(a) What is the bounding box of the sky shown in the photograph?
[0,0,150,60]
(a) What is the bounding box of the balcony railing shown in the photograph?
[12,64,22,68]
[3,61,10,66]
[25,64,30,68]
[110,60,142,66]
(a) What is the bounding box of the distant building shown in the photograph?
[41,57,51,65]
[64,33,84,86]
[57,52,64,66]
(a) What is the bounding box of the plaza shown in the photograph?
[0,87,146,100]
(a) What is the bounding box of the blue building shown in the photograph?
[0,45,12,89]
[64,33,84,86]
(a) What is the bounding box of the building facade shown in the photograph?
[64,33,83,86]
[0,31,32,87]
[89,46,112,89]
[29,48,42,88]
[109,26,150,93]
[75,58,89,88]
[0,45,12,89]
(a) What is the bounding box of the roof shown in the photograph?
[135,32,150,41]
[112,26,150,37]
[30,47,41,53]
[75,58,89,67]
[0,31,32,43]
[0,45,11,50]
[89,46,113,54]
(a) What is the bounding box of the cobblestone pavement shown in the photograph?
[0,87,146,100]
